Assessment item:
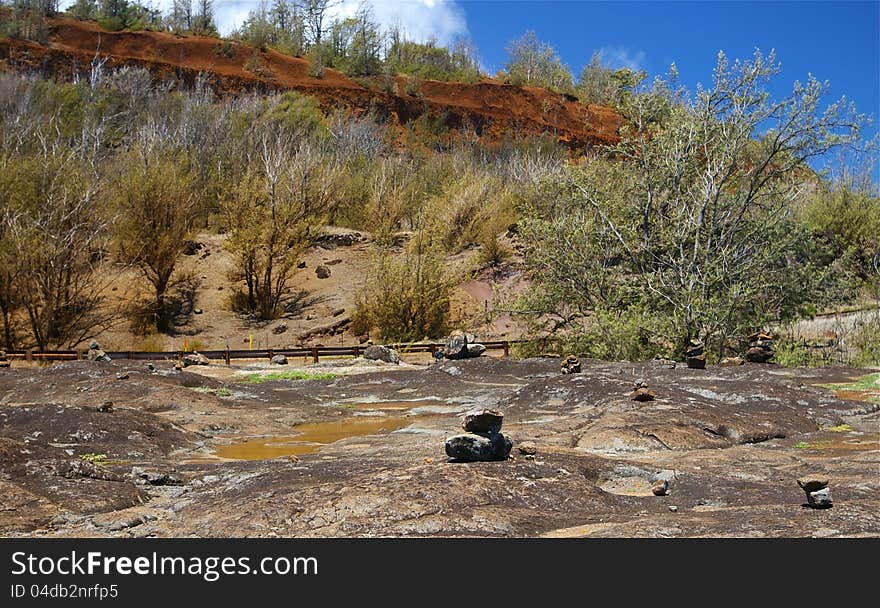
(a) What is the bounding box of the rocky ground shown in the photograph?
[0,355,878,538]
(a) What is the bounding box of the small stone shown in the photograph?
[798,476,829,493]
[668,505,678,513]
[273,323,288,335]
[97,401,114,413]
[147,363,156,373]
[629,387,657,402]
[634,378,647,388]
[116,372,129,380]
[193,308,203,315]
[463,409,504,434]
[315,265,331,279]
[517,441,537,456]
[270,354,288,365]
[652,479,669,496]
[297,261,306,269]
[806,487,833,509]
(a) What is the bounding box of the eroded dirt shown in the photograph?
[0,357,877,538]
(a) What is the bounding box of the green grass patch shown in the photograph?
[189,386,232,397]
[827,424,853,433]
[818,372,880,392]
[80,453,108,464]
[794,441,826,450]
[241,371,336,384]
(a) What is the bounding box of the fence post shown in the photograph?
[311,347,319,364]
[268,348,273,363]
[353,346,359,358]
[225,347,230,366]
[503,341,509,357]
[26,349,32,362]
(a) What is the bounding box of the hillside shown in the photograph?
[0,16,622,149]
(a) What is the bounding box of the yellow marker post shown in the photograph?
[248,335,253,351]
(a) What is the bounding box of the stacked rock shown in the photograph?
[629,378,656,402]
[86,340,112,362]
[686,340,706,369]
[442,330,486,360]
[798,475,832,509]
[0,350,9,368]
[746,333,774,363]
[560,354,581,374]
[445,409,513,462]
[181,351,210,367]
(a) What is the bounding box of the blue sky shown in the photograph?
[460,0,879,174]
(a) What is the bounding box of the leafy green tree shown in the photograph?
[517,50,865,359]
[503,30,572,91]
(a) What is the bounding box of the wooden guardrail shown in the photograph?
[3,340,516,364]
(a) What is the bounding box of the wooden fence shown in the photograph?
[3,340,516,364]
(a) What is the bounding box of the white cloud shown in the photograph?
[597,46,647,72]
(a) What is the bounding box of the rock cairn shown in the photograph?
[86,340,112,363]
[798,475,832,509]
[442,330,486,360]
[560,354,581,374]
[0,350,9,368]
[746,333,774,363]
[686,340,706,369]
[445,409,512,462]
[629,378,656,402]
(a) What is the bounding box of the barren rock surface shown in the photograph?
[0,357,877,538]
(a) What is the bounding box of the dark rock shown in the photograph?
[331,308,346,317]
[364,345,400,364]
[54,460,122,481]
[806,487,833,509]
[273,323,288,335]
[445,433,512,462]
[326,259,343,266]
[87,348,112,362]
[462,409,504,433]
[193,308,203,315]
[89,340,100,350]
[686,355,706,369]
[652,479,670,496]
[270,354,288,365]
[686,340,705,357]
[297,261,306,269]
[798,476,829,493]
[182,240,203,255]
[315,265,331,279]
[560,354,581,374]
[97,401,114,413]
[746,346,773,363]
[116,372,129,380]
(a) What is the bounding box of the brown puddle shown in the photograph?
[214,416,412,460]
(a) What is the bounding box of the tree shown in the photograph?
[517,50,864,359]
[191,0,215,35]
[504,30,572,91]
[299,0,337,47]
[576,51,646,107]
[223,133,340,320]
[113,144,200,332]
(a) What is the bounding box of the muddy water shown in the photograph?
[215,416,414,460]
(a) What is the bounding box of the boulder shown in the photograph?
[445,433,512,462]
[560,354,581,374]
[462,409,504,434]
[270,354,288,365]
[629,387,657,402]
[97,401,114,413]
[798,476,829,493]
[443,330,469,360]
[315,265,331,279]
[181,352,210,367]
[364,345,400,364]
[806,487,833,509]
[273,323,288,335]
[87,348,112,362]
